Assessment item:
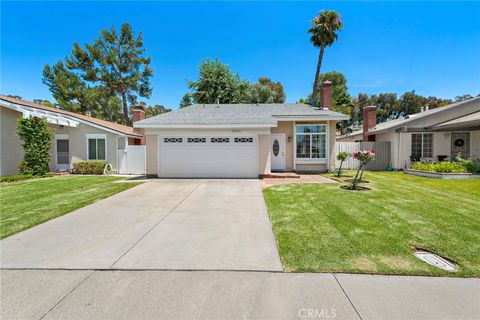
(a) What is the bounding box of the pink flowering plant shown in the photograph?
[350,150,376,190]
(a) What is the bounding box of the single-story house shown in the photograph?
[0,95,145,176]
[134,82,349,178]
[337,97,480,169]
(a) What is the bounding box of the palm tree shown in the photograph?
[309,11,343,107]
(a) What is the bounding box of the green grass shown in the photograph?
[263,171,480,277]
[0,176,140,239]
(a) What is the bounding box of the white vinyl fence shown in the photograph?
[117,145,146,174]
[335,141,391,171]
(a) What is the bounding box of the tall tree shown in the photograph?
[43,23,153,124]
[179,93,194,108]
[246,77,286,103]
[186,58,249,104]
[308,10,343,107]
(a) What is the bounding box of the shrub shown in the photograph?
[350,150,376,190]
[411,161,467,173]
[17,117,52,176]
[73,161,107,175]
[456,154,480,174]
[0,173,53,183]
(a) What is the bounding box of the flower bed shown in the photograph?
[404,169,478,179]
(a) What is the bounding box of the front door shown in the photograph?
[55,135,70,171]
[271,134,286,171]
[451,132,470,160]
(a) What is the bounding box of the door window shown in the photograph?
[273,139,280,156]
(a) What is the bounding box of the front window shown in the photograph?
[411,133,433,158]
[88,137,106,160]
[296,125,327,159]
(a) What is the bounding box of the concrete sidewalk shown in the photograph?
[1,269,478,320]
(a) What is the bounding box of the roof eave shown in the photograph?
[273,115,349,121]
[134,123,277,129]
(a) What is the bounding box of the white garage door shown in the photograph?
[159,135,258,178]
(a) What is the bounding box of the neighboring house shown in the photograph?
[134,82,349,178]
[0,95,145,176]
[337,97,480,169]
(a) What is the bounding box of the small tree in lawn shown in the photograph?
[350,150,376,190]
[336,151,350,177]
[17,117,52,176]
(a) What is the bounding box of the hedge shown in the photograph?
[411,161,467,173]
[0,173,53,183]
[73,161,107,175]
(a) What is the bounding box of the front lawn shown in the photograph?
[0,176,140,239]
[263,171,480,277]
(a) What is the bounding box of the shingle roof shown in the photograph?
[135,103,348,126]
[0,95,142,137]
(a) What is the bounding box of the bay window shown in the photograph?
[296,125,327,160]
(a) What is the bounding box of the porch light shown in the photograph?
[288,136,292,142]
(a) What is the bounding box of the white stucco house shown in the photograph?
[134,82,349,178]
[0,95,145,176]
[337,97,480,169]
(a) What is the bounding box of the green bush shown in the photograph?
[73,161,107,175]
[456,154,480,174]
[411,161,467,173]
[0,173,53,183]
[17,117,52,176]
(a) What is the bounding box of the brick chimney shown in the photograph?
[132,109,146,145]
[363,106,377,141]
[320,80,332,110]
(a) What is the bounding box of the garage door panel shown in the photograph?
[159,135,258,178]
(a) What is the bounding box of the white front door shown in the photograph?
[55,134,70,171]
[271,134,286,171]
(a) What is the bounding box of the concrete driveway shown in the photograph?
[0,179,282,271]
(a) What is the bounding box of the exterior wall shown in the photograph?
[146,134,158,176]
[271,121,294,171]
[0,106,122,175]
[271,120,336,173]
[471,130,480,159]
[258,134,272,175]
[64,123,119,171]
[0,107,23,176]
[377,130,480,170]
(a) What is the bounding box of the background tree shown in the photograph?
[43,23,153,124]
[186,58,249,104]
[308,10,343,107]
[179,93,194,108]
[246,77,286,103]
[144,104,172,117]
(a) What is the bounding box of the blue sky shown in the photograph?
[1,1,479,109]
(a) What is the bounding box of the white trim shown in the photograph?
[294,124,328,161]
[86,134,107,161]
[1,101,79,127]
[326,121,330,170]
[296,159,327,164]
[135,123,275,129]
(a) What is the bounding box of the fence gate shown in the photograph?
[117,145,146,174]
[335,141,391,171]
